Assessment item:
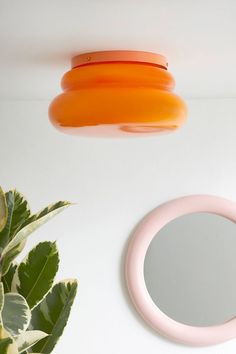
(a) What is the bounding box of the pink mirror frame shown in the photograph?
[125,195,236,346]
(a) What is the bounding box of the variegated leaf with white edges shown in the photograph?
[0,191,14,252]
[1,242,25,277]
[0,187,7,233]
[0,283,4,325]
[2,201,70,259]
[12,242,59,309]
[0,190,30,252]
[16,330,48,353]
[1,201,70,276]
[2,293,31,336]
[7,190,31,242]
[0,189,31,275]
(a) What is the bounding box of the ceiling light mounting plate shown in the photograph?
[72,50,168,70]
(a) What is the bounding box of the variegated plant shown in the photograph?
[0,187,78,354]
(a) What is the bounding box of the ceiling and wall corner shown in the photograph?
[0,0,236,100]
[1,1,236,354]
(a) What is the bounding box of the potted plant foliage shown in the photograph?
[0,186,78,354]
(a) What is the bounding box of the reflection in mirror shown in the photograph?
[144,213,236,327]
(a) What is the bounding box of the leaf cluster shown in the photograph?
[0,187,78,354]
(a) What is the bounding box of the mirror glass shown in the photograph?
[144,212,236,327]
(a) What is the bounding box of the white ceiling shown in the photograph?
[0,0,236,100]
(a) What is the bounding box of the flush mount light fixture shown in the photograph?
[49,50,187,137]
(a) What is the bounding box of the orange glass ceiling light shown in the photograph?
[49,50,187,137]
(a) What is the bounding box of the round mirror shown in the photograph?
[126,195,236,346]
[144,212,236,327]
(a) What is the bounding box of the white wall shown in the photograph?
[1,99,236,354]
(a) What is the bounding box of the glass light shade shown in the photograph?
[49,51,187,137]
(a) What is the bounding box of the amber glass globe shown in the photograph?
[49,51,187,137]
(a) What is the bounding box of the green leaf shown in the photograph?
[12,242,59,309]
[0,187,7,233]
[2,264,17,293]
[16,331,48,353]
[2,293,31,336]
[1,201,70,276]
[30,279,78,354]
